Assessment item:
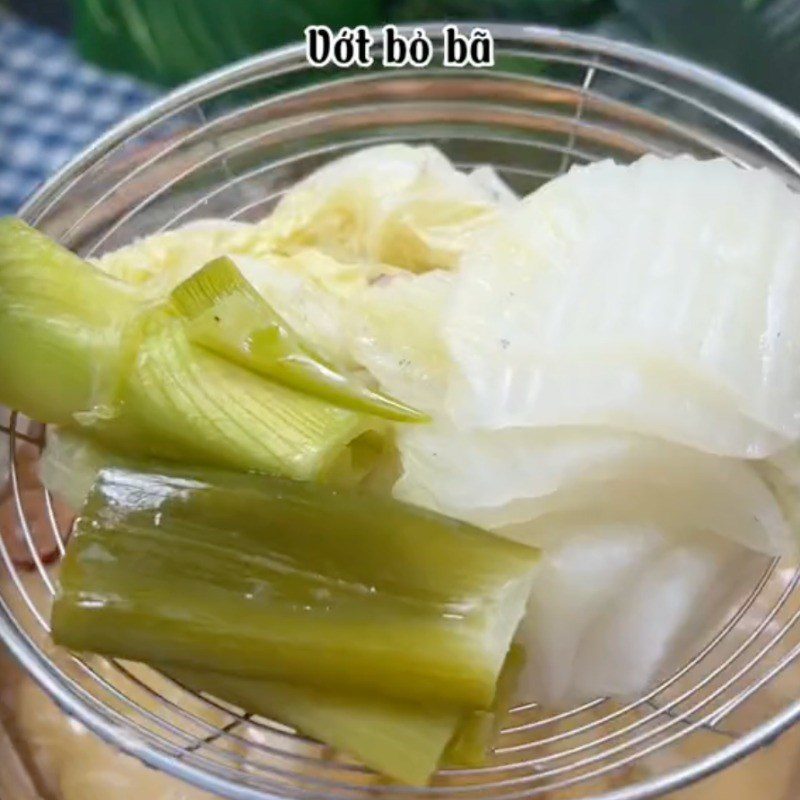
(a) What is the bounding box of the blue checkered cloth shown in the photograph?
[0,14,159,214]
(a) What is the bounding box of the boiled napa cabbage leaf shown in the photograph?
[338,157,799,709]
[349,269,454,412]
[264,143,515,271]
[346,232,796,557]
[444,155,800,458]
[92,219,269,294]
[394,424,795,557]
[515,523,763,706]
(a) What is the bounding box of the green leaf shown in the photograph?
[616,0,800,111]
[389,0,612,25]
[72,0,382,86]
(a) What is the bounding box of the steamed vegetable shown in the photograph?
[170,256,426,422]
[515,524,762,706]
[395,424,795,557]
[95,227,380,370]
[15,143,800,731]
[166,643,526,783]
[325,152,800,705]
[444,644,525,768]
[52,464,539,708]
[0,218,138,425]
[350,269,455,413]
[444,156,800,458]
[0,221,377,482]
[264,144,512,270]
[239,248,383,369]
[91,219,270,292]
[36,426,520,784]
[165,668,460,785]
[91,314,375,482]
[345,222,794,558]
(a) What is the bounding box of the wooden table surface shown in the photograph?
[671,724,800,800]
[2,684,799,800]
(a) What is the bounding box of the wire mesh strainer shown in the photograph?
[3,24,800,800]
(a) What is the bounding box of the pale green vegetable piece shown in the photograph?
[165,668,460,785]
[167,643,526,783]
[236,248,382,370]
[52,464,540,709]
[91,219,271,293]
[88,315,373,482]
[444,644,525,768]
[170,256,427,422]
[0,220,375,483]
[0,218,138,425]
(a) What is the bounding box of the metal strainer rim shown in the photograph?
[3,22,800,800]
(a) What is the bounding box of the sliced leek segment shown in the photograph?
[52,464,539,708]
[0,221,376,482]
[0,218,138,424]
[444,644,526,767]
[89,315,372,482]
[170,257,427,423]
[165,667,460,786]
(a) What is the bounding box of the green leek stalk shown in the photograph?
[170,256,428,423]
[0,220,377,482]
[444,644,526,767]
[165,642,526,783]
[164,668,460,785]
[52,464,539,708]
[40,429,122,511]
[0,218,138,424]
[90,313,374,482]
[40,435,521,783]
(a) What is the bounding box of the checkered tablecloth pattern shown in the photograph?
[0,14,159,215]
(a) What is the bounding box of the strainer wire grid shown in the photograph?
[1,23,800,800]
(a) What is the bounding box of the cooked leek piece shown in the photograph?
[40,429,120,511]
[165,667,460,785]
[446,713,494,768]
[52,465,539,708]
[0,218,138,424]
[170,257,427,423]
[166,654,524,782]
[0,221,376,482]
[89,315,373,482]
[444,644,525,767]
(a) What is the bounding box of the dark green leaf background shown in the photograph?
[615,0,800,110]
[71,0,800,111]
